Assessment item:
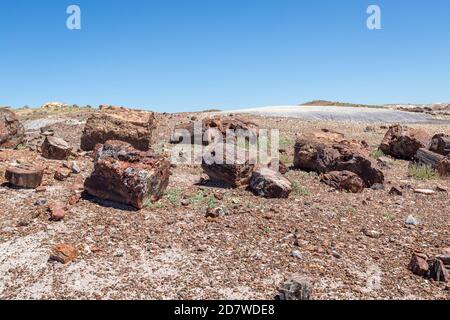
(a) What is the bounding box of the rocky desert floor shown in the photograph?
[0,107,449,300]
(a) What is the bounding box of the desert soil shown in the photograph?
[0,108,449,300]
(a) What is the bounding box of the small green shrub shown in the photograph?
[408,164,438,180]
[370,149,385,159]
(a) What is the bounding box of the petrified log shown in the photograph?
[41,136,73,160]
[294,131,384,187]
[321,171,365,193]
[249,167,292,198]
[171,116,259,145]
[276,274,312,301]
[429,134,450,156]
[0,108,25,149]
[413,148,444,168]
[408,253,429,277]
[379,125,431,160]
[81,110,156,151]
[201,143,255,187]
[84,140,170,209]
[5,164,44,189]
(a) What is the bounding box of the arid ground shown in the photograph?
[0,106,449,300]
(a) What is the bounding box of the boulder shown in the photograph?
[249,167,292,198]
[429,134,450,156]
[0,108,25,149]
[84,140,170,209]
[201,143,255,188]
[49,202,66,221]
[320,171,365,193]
[5,164,44,189]
[408,253,429,277]
[294,131,384,187]
[379,125,431,159]
[80,110,156,151]
[276,274,312,300]
[41,136,73,160]
[171,116,259,145]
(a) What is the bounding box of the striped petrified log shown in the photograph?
[429,134,450,156]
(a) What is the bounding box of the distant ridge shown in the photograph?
[301,100,384,109]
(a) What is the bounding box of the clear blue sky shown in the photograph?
[1,0,450,112]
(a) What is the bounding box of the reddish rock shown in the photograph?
[0,108,25,149]
[201,143,255,188]
[171,116,259,145]
[84,140,170,209]
[321,171,365,193]
[54,168,72,181]
[81,111,156,151]
[5,164,44,189]
[294,131,383,187]
[67,194,81,206]
[35,186,47,193]
[389,186,403,196]
[379,125,431,160]
[49,202,66,221]
[50,244,78,264]
[250,167,292,198]
[41,136,73,160]
[408,253,429,277]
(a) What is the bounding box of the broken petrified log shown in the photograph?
[379,124,431,160]
[437,157,450,178]
[320,171,365,193]
[5,164,44,189]
[413,148,445,168]
[408,253,429,277]
[201,143,255,188]
[80,110,156,151]
[84,140,170,209]
[427,258,449,282]
[171,116,259,145]
[293,131,384,187]
[0,108,25,149]
[249,167,292,198]
[429,134,450,156]
[41,136,73,160]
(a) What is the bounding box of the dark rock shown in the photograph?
[250,167,292,198]
[379,125,431,160]
[320,171,365,193]
[276,274,312,300]
[201,143,255,188]
[428,258,449,282]
[429,134,450,156]
[84,140,170,209]
[389,186,403,196]
[41,136,73,160]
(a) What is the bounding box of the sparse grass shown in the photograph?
[15,144,27,150]
[206,195,217,209]
[292,181,310,196]
[279,136,294,150]
[165,188,182,206]
[370,149,385,159]
[408,164,438,180]
[190,189,206,204]
[280,154,293,166]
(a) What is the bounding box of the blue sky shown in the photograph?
[1,0,450,112]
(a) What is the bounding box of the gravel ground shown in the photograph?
[0,109,449,300]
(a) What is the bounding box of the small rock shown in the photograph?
[435,186,447,193]
[49,202,66,221]
[35,186,47,193]
[250,167,292,198]
[276,274,312,300]
[370,183,385,191]
[389,186,403,196]
[54,168,72,181]
[206,207,228,218]
[291,250,303,259]
[408,253,429,277]
[34,198,48,206]
[64,161,81,174]
[49,244,78,264]
[67,194,80,206]
[362,228,382,239]
[405,215,419,226]
[414,189,435,195]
